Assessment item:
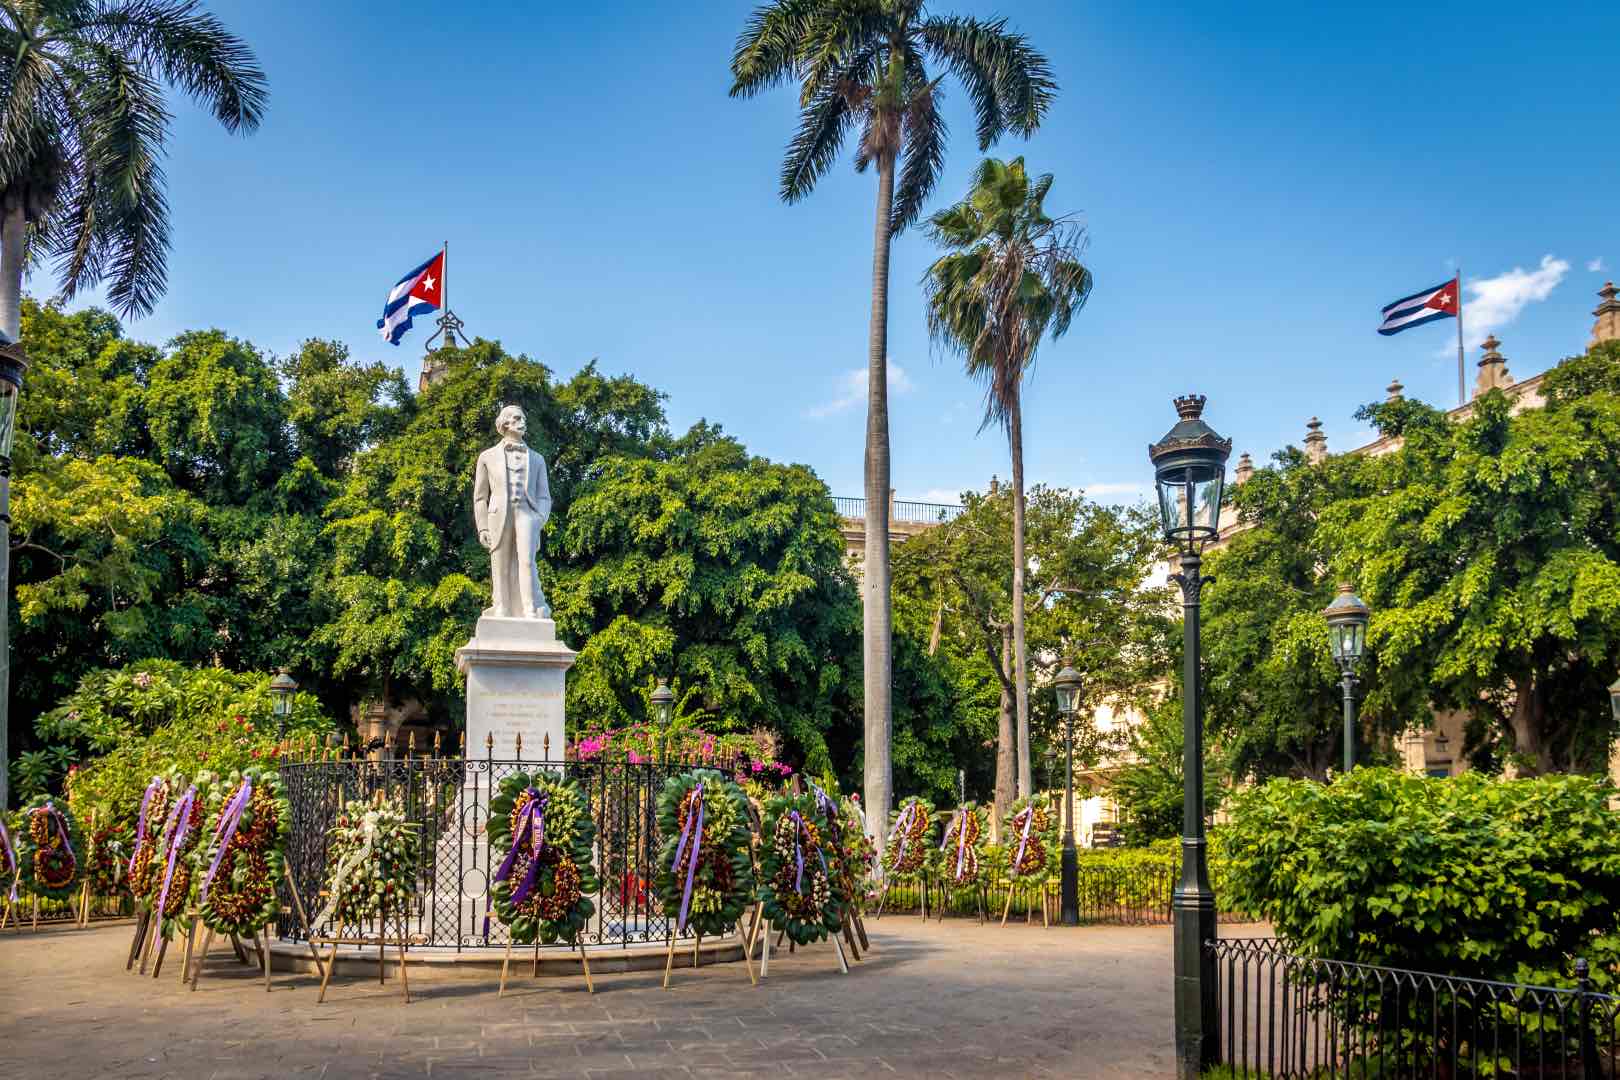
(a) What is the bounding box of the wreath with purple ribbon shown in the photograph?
[193,768,291,938]
[1002,793,1060,887]
[758,793,843,946]
[488,769,598,946]
[126,774,174,902]
[881,795,937,886]
[654,769,755,939]
[15,795,84,902]
[939,802,990,888]
[147,772,214,937]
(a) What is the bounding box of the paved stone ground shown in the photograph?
[0,916,1264,1079]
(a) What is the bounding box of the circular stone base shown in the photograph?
[269,932,748,976]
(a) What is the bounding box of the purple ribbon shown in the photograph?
[200,776,253,905]
[156,787,197,918]
[889,801,916,869]
[944,809,970,880]
[1,817,15,902]
[669,782,705,932]
[1011,805,1036,877]
[787,810,809,894]
[492,789,549,907]
[129,777,162,874]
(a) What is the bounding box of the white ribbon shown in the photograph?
[314,810,382,930]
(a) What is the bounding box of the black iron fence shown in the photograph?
[273,754,744,951]
[1209,937,1620,1078]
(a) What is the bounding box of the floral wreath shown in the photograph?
[150,773,213,937]
[488,769,598,945]
[758,793,843,946]
[15,795,84,902]
[808,781,868,911]
[126,773,175,902]
[193,768,291,938]
[939,802,990,888]
[1003,793,1060,886]
[654,769,756,939]
[0,815,16,894]
[316,794,422,931]
[881,796,937,885]
[86,819,135,900]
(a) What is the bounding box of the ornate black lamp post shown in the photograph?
[1053,661,1082,926]
[0,336,26,811]
[1148,394,1230,1078]
[269,668,299,739]
[651,677,675,726]
[1322,583,1370,772]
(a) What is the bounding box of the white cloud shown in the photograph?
[806,363,915,419]
[1448,255,1569,352]
[1590,257,1607,273]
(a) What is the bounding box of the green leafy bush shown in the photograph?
[1222,768,1620,990]
[53,661,332,830]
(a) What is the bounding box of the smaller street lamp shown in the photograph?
[1322,583,1370,772]
[269,668,299,738]
[651,676,675,727]
[1052,661,1083,927]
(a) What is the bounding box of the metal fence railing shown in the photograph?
[274,754,748,952]
[1209,937,1620,1078]
[876,862,1251,926]
[833,497,963,526]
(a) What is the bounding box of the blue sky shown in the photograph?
[47,1,1620,506]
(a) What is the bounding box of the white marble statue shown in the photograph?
[473,405,552,619]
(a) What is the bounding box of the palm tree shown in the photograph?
[730,0,1055,832]
[923,156,1092,800]
[0,0,268,337]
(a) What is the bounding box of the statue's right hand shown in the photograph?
[479,529,492,550]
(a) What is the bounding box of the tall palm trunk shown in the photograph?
[994,625,1015,829]
[1,204,24,339]
[863,147,896,843]
[1009,385,1031,797]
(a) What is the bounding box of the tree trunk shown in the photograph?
[1507,673,1554,776]
[0,203,23,339]
[1009,385,1031,799]
[994,626,1015,830]
[927,597,944,657]
[862,151,897,844]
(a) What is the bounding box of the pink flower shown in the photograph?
[628,750,643,764]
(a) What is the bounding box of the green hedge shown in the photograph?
[1221,767,1620,990]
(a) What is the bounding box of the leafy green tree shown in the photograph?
[554,431,860,773]
[895,482,1170,824]
[0,0,267,333]
[1322,343,1620,775]
[1203,447,1411,780]
[283,338,412,477]
[730,0,1057,827]
[1107,697,1223,846]
[924,156,1092,797]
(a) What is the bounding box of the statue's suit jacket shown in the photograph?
[473,443,552,549]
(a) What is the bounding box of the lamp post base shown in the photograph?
[1059,840,1079,926]
[1173,882,1219,1078]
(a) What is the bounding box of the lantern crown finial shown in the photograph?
[1174,394,1206,420]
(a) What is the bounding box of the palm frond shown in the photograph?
[917,15,1056,146]
[75,0,267,133]
[778,75,856,203]
[890,73,944,235]
[57,41,171,317]
[0,45,63,186]
[729,0,822,98]
[796,0,889,105]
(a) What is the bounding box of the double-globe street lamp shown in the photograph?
[1322,583,1370,772]
[0,335,26,811]
[1052,661,1083,927]
[1148,393,1230,1078]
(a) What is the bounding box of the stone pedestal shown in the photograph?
[455,615,576,764]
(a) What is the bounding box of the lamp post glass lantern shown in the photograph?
[0,340,25,812]
[1148,393,1231,1078]
[1322,583,1370,772]
[269,668,298,738]
[1052,662,1082,927]
[1608,677,1620,725]
[651,677,675,728]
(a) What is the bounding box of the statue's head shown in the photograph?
[495,405,527,440]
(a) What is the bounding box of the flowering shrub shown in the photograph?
[488,769,598,946]
[654,769,756,938]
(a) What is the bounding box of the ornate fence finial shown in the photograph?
[514,732,523,760]
[543,733,551,760]
[434,730,442,756]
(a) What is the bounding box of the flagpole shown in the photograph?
[1456,264,1465,407]
[442,240,448,326]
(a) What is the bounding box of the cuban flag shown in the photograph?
[377,251,444,345]
[1378,277,1459,336]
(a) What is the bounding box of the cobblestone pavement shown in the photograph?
[0,915,1262,1079]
